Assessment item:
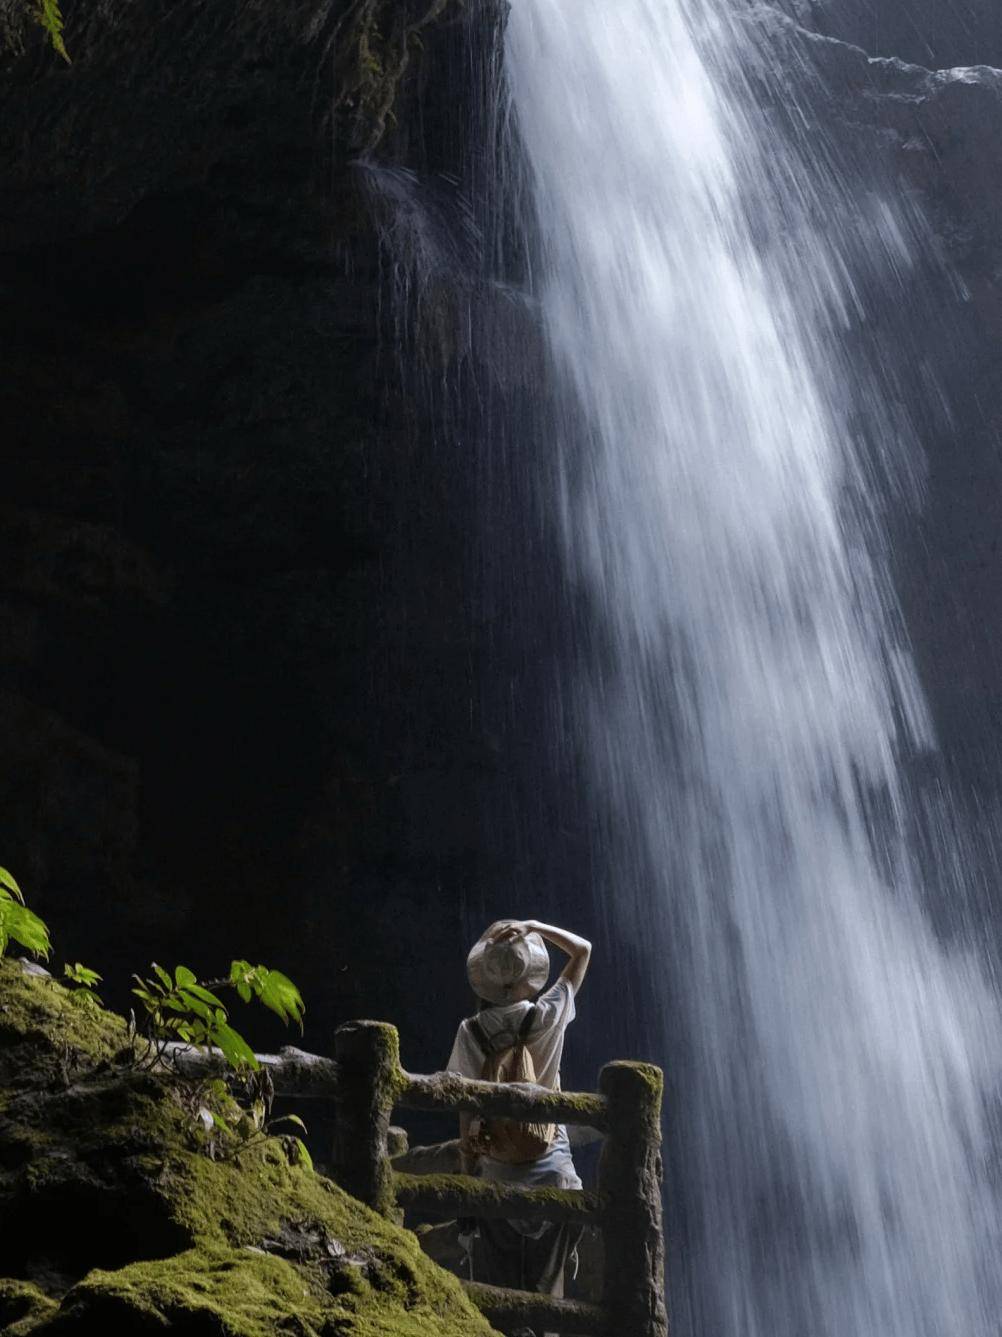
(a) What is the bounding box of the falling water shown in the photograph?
[502,2,1002,1333]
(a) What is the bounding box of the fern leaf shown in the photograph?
[36,0,70,63]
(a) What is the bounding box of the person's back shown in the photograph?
[446,918,592,1328]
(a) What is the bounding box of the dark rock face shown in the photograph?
[757,25,1002,811]
[0,0,492,1072]
[771,0,1002,68]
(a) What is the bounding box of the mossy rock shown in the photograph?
[0,1279,58,1335]
[0,960,497,1336]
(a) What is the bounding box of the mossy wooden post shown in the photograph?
[332,1021,403,1219]
[597,1060,668,1337]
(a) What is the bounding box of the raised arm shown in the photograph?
[489,919,592,994]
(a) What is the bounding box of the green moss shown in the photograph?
[46,1222,494,1337]
[598,1059,663,1138]
[400,1070,608,1130]
[367,1020,408,1106]
[333,1,458,153]
[463,1281,604,1336]
[394,1172,602,1225]
[0,959,126,1069]
[551,1096,604,1117]
[44,1247,323,1337]
[0,963,498,1337]
[0,1279,58,1335]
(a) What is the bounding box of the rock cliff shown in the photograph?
[0,0,490,1066]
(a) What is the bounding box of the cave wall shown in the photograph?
[0,0,501,1074]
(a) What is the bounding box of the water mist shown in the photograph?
[501,2,1002,1333]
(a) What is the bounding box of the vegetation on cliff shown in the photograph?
[0,959,497,1335]
[0,0,67,59]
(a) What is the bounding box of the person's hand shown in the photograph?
[486,920,533,944]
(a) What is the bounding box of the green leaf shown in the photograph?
[0,867,24,903]
[177,990,213,1022]
[174,965,197,988]
[256,970,305,1031]
[272,1113,309,1134]
[152,963,172,990]
[64,963,102,988]
[183,982,227,1012]
[212,1023,260,1073]
[235,981,251,1004]
[1,903,51,959]
[35,0,70,62]
[291,1137,313,1173]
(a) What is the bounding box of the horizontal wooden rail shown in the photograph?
[401,1070,609,1130]
[160,1042,339,1095]
[463,1281,606,1336]
[394,1171,603,1225]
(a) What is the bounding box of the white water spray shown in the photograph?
[504,2,1002,1332]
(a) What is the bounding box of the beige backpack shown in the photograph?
[466,1005,557,1164]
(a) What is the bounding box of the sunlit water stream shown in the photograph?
[500,2,1002,1332]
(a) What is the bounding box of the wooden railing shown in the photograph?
[330,1020,668,1337]
[167,1024,668,1336]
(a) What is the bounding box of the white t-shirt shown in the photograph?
[446,977,577,1090]
[445,976,581,1191]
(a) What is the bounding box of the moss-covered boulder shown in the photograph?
[0,960,497,1336]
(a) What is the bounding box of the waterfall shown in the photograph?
[501,2,1002,1333]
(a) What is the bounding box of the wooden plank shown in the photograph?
[159,1041,338,1096]
[598,1061,668,1337]
[464,1281,606,1335]
[401,1070,609,1130]
[331,1021,404,1218]
[394,1171,603,1225]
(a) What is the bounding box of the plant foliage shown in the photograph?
[62,960,104,1008]
[229,959,305,1029]
[178,1071,312,1165]
[132,962,304,1071]
[0,860,309,1168]
[131,963,308,1164]
[64,961,102,989]
[132,964,261,1071]
[0,866,51,961]
[35,0,69,61]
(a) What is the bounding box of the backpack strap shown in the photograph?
[467,1006,536,1057]
[467,1016,490,1057]
[516,1005,537,1045]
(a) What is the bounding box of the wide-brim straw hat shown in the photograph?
[467,931,550,1006]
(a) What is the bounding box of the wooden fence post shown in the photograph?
[597,1060,668,1337]
[331,1020,403,1219]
